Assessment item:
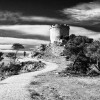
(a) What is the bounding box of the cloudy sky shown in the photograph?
[1,0,100,49]
[0,0,91,18]
[0,0,99,26]
[0,0,97,25]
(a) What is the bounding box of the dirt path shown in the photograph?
[0,58,58,100]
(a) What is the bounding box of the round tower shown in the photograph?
[50,24,70,43]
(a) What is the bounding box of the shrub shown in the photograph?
[63,35,93,58]
[0,52,4,61]
[6,52,16,63]
[0,61,45,80]
[85,41,100,70]
[59,51,91,76]
[0,63,22,75]
[20,61,45,73]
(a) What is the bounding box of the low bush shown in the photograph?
[0,61,46,80]
[20,61,45,73]
[0,63,22,76]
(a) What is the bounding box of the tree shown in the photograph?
[0,52,4,61]
[12,43,24,58]
[39,44,46,51]
[63,35,93,69]
[6,52,16,63]
[72,51,90,74]
[69,34,76,40]
[85,41,100,70]
[64,35,93,56]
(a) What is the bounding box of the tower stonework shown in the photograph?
[50,24,70,43]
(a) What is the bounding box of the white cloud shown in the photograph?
[70,26,100,40]
[0,45,12,49]
[62,2,100,21]
[0,25,50,36]
[0,50,30,53]
[20,16,64,23]
[0,37,49,45]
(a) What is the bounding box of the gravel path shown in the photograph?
[0,58,58,100]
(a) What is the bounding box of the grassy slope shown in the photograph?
[28,54,100,100]
[29,73,100,100]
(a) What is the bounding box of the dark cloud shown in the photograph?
[0,29,49,40]
[0,11,66,25]
[0,11,22,24]
[0,0,94,18]
[0,11,62,24]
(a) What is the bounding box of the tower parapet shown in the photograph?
[50,24,70,43]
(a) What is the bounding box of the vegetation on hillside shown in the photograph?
[59,34,100,76]
[29,34,100,76]
[0,43,46,80]
[1,33,100,79]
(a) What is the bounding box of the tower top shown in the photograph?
[50,24,70,29]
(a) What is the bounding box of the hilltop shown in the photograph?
[26,34,100,100]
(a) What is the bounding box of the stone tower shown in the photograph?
[50,24,70,43]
